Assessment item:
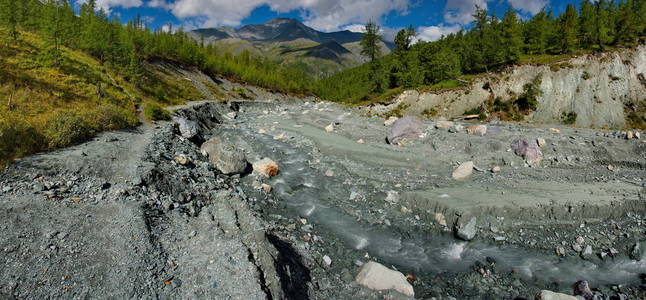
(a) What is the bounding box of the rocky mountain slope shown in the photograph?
[366,45,646,130]
[190,18,392,78]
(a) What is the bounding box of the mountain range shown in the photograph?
[189,18,392,78]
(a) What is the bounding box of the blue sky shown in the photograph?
[80,0,582,41]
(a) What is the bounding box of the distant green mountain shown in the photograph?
[189,18,392,78]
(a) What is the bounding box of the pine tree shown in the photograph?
[596,0,616,50]
[558,4,579,53]
[501,7,523,64]
[579,0,597,49]
[360,21,382,62]
[524,9,550,54]
[360,21,383,93]
[0,0,19,41]
[615,0,640,45]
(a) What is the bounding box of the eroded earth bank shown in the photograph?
[1,97,646,299]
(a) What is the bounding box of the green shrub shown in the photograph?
[582,71,591,80]
[0,115,45,166]
[562,111,577,125]
[143,102,170,121]
[93,103,139,131]
[514,77,543,112]
[44,110,95,149]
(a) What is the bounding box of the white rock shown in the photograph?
[357,139,365,144]
[537,138,546,148]
[626,131,634,140]
[261,183,272,193]
[325,124,334,133]
[452,161,474,180]
[466,125,487,136]
[384,116,399,127]
[385,191,399,204]
[257,129,267,134]
[607,164,615,171]
[434,213,447,227]
[635,131,641,139]
[273,133,285,140]
[323,255,332,266]
[536,290,578,300]
[355,261,414,297]
[325,170,334,177]
[548,128,561,134]
[491,166,501,173]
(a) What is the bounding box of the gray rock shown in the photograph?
[387,116,422,145]
[201,137,248,175]
[573,280,593,300]
[629,242,642,261]
[173,117,198,139]
[511,138,543,165]
[455,217,477,241]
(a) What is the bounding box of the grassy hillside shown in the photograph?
[0,28,204,167]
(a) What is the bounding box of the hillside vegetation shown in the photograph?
[0,0,314,166]
[316,0,646,105]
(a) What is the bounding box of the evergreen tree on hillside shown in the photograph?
[579,0,597,49]
[360,21,384,93]
[0,0,19,41]
[595,0,616,50]
[558,4,579,53]
[615,0,640,45]
[393,25,416,87]
[524,9,550,54]
[360,21,382,62]
[501,7,523,64]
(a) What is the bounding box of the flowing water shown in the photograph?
[232,122,646,289]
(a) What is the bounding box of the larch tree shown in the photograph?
[501,7,523,64]
[559,4,579,53]
[360,21,383,93]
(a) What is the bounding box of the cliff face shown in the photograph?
[366,45,646,129]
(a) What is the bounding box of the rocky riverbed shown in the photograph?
[1,99,645,299]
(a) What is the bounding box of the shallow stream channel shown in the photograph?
[213,101,646,298]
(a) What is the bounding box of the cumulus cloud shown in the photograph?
[443,0,489,25]
[96,0,143,11]
[417,24,462,42]
[507,0,548,15]
[163,0,410,31]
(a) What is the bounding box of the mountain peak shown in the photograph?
[264,18,301,26]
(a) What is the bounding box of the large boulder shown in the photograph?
[173,117,198,139]
[455,217,477,241]
[466,125,487,136]
[535,290,578,300]
[355,261,414,297]
[452,161,474,180]
[387,116,423,145]
[511,138,543,166]
[200,137,248,175]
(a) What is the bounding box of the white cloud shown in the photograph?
[417,24,462,42]
[507,0,548,15]
[341,23,400,42]
[342,24,366,33]
[97,0,142,10]
[166,0,410,31]
[443,0,489,25]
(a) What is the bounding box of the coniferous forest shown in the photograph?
[0,0,312,94]
[316,0,646,104]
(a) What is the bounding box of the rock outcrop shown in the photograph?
[365,45,646,129]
